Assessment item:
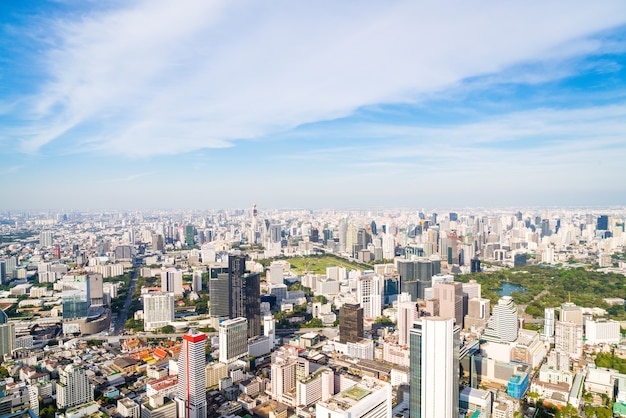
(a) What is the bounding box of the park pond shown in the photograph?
[499,282,527,297]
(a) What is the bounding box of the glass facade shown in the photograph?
[409,325,422,417]
[62,276,91,319]
[507,372,529,399]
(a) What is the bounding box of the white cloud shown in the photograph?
[9,0,626,157]
[272,102,626,196]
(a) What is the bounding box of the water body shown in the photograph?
[499,282,527,297]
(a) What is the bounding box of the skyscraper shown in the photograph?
[410,317,460,418]
[464,297,490,330]
[192,270,202,292]
[398,259,433,301]
[218,317,248,364]
[185,225,195,246]
[0,309,15,358]
[39,231,53,247]
[161,269,183,297]
[484,296,518,342]
[432,281,464,328]
[62,275,91,320]
[339,303,363,344]
[470,257,481,273]
[210,255,260,338]
[543,307,556,339]
[356,274,381,320]
[597,215,609,231]
[555,321,583,359]
[397,300,418,346]
[143,292,175,331]
[176,329,207,418]
[270,345,299,407]
[56,365,94,409]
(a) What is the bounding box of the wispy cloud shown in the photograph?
[5,0,626,157]
[276,102,626,192]
[102,172,154,184]
[0,165,23,175]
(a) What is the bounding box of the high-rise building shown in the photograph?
[242,272,261,338]
[39,231,53,247]
[56,365,94,409]
[397,300,418,346]
[62,275,91,320]
[356,274,381,320]
[161,269,183,297]
[53,245,61,260]
[484,296,518,342]
[270,345,300,407]
[152,234,165,252]
[464,297,490,330]
[210,255,260,338]
[88,273,104,306]
[218,317,248,364]
[470,257,481,273]
[410,317,460,418]
[398,259,433,300]
[269,261,285,285]
[0,309,15,358]
[264,314,275,347]
[143,292,175,331]
[192,270,202,292]
[462,280,481,299]
[555,321,583,359]
[597,215,609,231]
[114,245,134,261]
[296,367,334,407]
[0,260,5,285]
[543,308,556,339]
[560,302,583,325]
[584,319,620,345]
[185,225,195,247]
[432,282,464,328]
[176,329,207,418]
[339,303,363,344]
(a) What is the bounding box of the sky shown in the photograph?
[1,1,626,211]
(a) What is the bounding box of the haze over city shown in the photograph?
[0,1,625,210]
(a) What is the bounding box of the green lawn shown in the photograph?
[275,254,372,274]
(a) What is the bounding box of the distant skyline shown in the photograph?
[1,1,626,210]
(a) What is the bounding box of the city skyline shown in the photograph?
[1,1,626,210]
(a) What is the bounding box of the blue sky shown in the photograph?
[1,1,626,210]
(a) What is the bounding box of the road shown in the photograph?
[113,266,139,335]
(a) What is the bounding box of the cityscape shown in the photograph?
[0,207,625,417]
[1,1,626,418]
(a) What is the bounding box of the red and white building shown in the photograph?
[175,329,207,418]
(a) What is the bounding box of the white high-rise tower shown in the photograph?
[410,317,460,418]
[176,329,207,418]
[484,296,518,342]
[143,292,175,331]
[357,274,382,320]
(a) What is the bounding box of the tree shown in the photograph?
[161,325,175,334]
[314,295,327,304]
[557,403,578,418]
[374,316,394,326]
[302,318,323,328]
[39,406,56,418]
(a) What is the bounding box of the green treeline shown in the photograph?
[458,266,626,319]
